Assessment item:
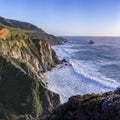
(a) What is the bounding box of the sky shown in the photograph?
[0,0,120,36]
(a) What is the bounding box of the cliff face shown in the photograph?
[0,37,59,78]
[0,34,60,118]
[0,16,67,45]
[43,89,120,120]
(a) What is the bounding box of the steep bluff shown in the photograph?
[0,34,60,118]
[0,37,60,78]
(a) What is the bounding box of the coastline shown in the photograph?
[45,44,120,102]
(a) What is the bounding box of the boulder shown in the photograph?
[88,40,95,44]
[62,59,67,63]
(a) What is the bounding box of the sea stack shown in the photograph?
[88,40,95,44]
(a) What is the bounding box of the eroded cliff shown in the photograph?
[0,33,60,119]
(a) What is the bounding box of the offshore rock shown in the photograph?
[88,40,95,44]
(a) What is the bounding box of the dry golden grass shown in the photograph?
[0,28,11,39]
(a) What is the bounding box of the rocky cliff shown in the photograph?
[43,88,120,120]
[0,29,61,119]
[0,16,67,45]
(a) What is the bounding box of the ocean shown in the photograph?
[46,36,120,102]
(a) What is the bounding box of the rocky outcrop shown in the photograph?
[0,16,67,45]
[43,88,120,120]
[0,34,60,119]
[0,36,60,78]
[88,40,95,44]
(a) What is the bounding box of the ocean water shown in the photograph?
[46,36,120,102]
[64,36,120,82]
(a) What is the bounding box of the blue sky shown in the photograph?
[0,0,120,36]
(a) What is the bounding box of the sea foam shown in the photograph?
[46,44,120,102]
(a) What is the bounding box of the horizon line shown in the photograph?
[57,35,120,37]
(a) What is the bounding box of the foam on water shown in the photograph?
[52,45,71,60]
[69,59,119,88]
[46,63,115,102]
[46,44,120,102]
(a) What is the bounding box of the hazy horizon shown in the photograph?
[0,0,120,36]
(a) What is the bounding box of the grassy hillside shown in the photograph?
[8,26,32,36]
[0,16,45,33]
[0,23,31,38]
[0,16,67,45]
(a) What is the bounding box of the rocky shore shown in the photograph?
[43,88,120,120]
[0,17,120,120]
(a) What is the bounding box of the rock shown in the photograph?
[88,40,95,44]
[0,114,36,120]
[62,59,67,63]
[114,87,120,94]
[52,49,61,64]
[43,89,120,120]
